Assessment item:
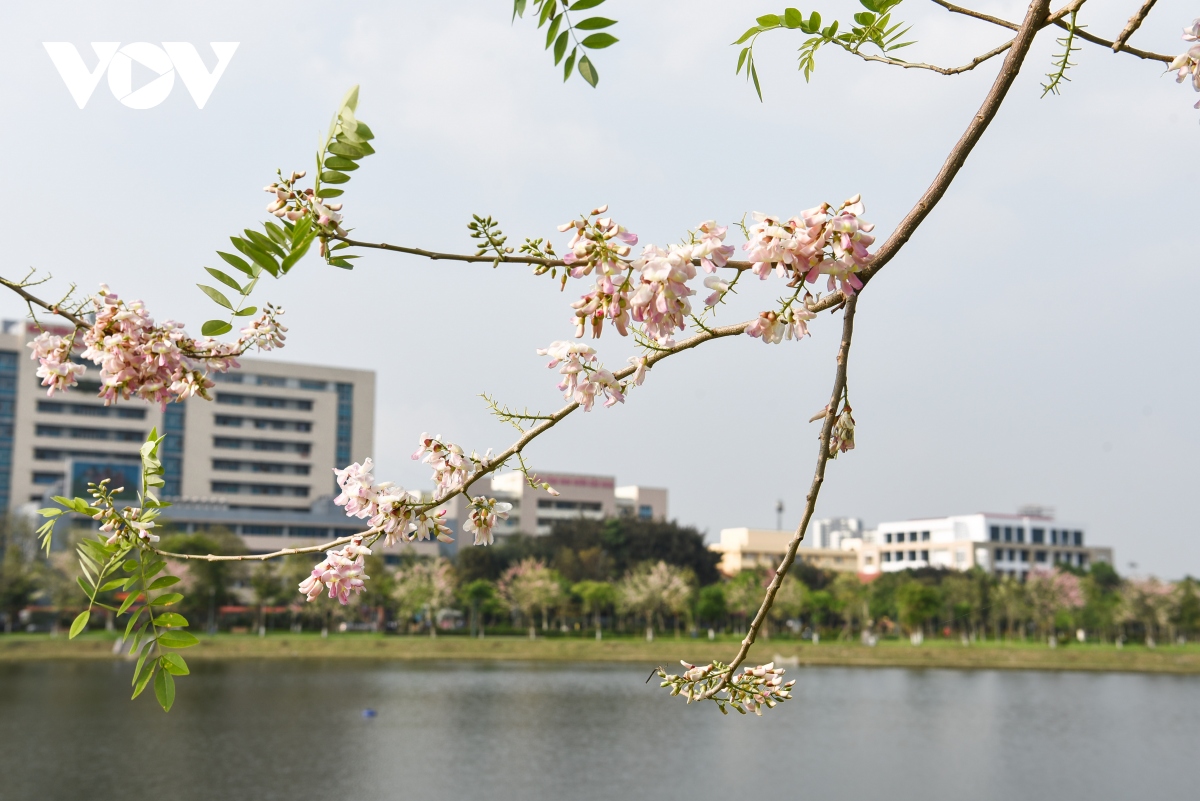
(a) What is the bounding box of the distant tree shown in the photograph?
[0,518,38,634]
[460,578,497,638]
[393,558,456,637]
[1173,578,1199,642]
[572,580,617,640]
[1119,577,1176,647]
[695,584,727,631]
[725,569,767,634]
[499,558,562,638]
[1026,567,1084,644]
[895,579,941,641]
[991,576,1029,641]
[765,575,805,639]
[546,517,721,585]
[830,572,871,640]
[617,561,693,640]
[158,528,248,633]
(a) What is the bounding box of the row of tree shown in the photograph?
[2,516,1198,646]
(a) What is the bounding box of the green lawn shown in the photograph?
[3,632,1199,674]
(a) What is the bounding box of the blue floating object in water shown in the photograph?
[362,709,377,718]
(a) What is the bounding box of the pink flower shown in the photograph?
[27,331,85,395]
[558,206,637,279]
[741,197,875,294]
[693,220,735,273]
[627,355,648,386]
[746,307,814,344]
[411,434,472,500]
[829,406,855,456]
[629,244,696,345]
[298,535,372,605]
[412,509,455,543]
[463,497,513,546]
[538,341,598,397]
[703,275,730,307]
[574,367,625,411]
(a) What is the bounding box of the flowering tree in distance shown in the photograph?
[8,1,1198,714]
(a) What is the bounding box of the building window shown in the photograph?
[907,551,916,561]
[638,504,652,520]
[1004,526,1013,542]
[1073,531,1083,546]
[335,382,354,471]
[1031,528,1045,544]
[920,531,930,541]
[1035,551,1047,563]
[1007,549,1016,562]
[882,552,891,562]
[1019,550,1029,562]
[989,526,1000,542]
[216,393,314,411]
[241,525,284,536]
[894,551,903,561]
[994,548,1003,562]
[1015,527,1025,544]
[163,402,185,497]
[289,526,329,538]
[32,472,63,485]
[885,532,893,544]
[1050,529,1058,545]
[1079,552,1089,567]
[920,550,929,561]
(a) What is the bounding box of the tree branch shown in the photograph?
[1112,0,1158,52]
[1057,17,1172,62]
[154,320,753,563]
[930,0,1019,31]
[851,39,1014,75]
[710,294,858,688]
[0,275,86,328]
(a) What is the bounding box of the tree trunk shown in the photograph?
[594,610,602,641]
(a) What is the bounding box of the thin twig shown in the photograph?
[152,320,753,563]
[1112,0,1158,52]
[708,0,1054,691]
[852,39,1014,75]
[708,295,858,691]
[0,275,86,328]
[1056,18,1172,62]
[930,0,1019,31]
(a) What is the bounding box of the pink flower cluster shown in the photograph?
[1028,567,1084,608]
[630,244,696,346]
[537,341,625,411]
[412,434,480,500]
[333,458,429,546]
[463,497,514,546]
[298,535,372,604]
[559,205,638,279]
[28,331,84,395]
[743,195,875,296]
[264,170,348,237]
[829,405,856,457]
[27,286,286,408]
[1171,18,1200,108]
[746,306,816,344]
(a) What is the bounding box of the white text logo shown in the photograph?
[43,42,239,109]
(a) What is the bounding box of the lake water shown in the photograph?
[0,660,1196,801]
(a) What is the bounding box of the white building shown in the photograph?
[444,470,668,544]
[860,511,1114,579]
[806,517,867,550]
[1,321,375,555]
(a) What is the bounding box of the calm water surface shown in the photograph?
[0,660,1196,800]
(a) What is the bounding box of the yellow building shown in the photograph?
[710,528,860,576]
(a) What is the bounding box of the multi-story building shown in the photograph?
[806,517,867,550]
[860,511,1114,579]
[710,528,860,576]
[0,321,374,556]
[443,470,668,545]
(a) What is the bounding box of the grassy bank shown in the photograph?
[3,632,1199,674]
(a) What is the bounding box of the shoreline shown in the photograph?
[2,633,1199,675]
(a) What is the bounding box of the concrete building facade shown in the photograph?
[0,323,373,546]
[860,512,1114,579]
[711,528,859,576]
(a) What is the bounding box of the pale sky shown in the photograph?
[2,0,1196,577]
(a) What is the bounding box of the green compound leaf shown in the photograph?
[157,630,200,649]
[580,32,618,49]
[578,55,599,86]
[201,320,233,337]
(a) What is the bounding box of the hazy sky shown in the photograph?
[3,1,1196,577]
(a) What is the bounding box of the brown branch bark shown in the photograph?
[708,0,1053,689]
[1056,18,1172,63]
[0,275,86,328]
[930,0,1019,31]
[708,294,858,688]
[1113,0,1158,52]
[155,319,753,563]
